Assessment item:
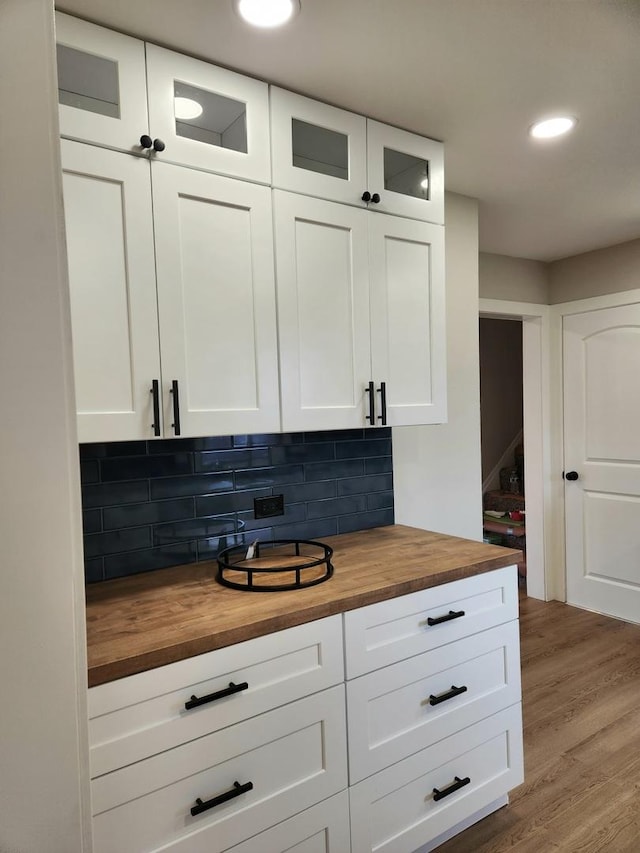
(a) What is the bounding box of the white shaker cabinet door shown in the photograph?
[152,163,280,437]
[369,215,447,425]
[55,13,149,154]
[61,141,162,442]
[273,191,372,432]
[366,119,445,224]
[270,86,368,206]
[146,44,271,184]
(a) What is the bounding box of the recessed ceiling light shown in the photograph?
[174,97,203,120]
[234,0,300,28]
[529,116,576,140]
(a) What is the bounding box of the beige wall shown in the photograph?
[549,237,640,303]
[0,1,91,850]
[393,192,482,541]
[479,252,549,304]
[479,318,523,483]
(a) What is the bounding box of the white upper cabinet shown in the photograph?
[61,140,162,443]
[152,164,280,436]
[55,14,271,184]
[274,191,447,431]
[145,45,271,183]
[270,87,444,224]
[56,13,149,154]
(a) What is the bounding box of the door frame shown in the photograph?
[552,287,640,605]
[479,299,556,601]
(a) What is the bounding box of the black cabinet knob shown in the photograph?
[153,138,166,152]
[565,471,579,481]
[361,191,371,203]
[139,134,153,149]
[371,193,380,203]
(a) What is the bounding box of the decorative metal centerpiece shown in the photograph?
[216,539,333,592]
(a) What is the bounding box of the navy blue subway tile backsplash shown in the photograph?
[80,429,394,583]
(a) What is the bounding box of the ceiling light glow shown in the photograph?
[420,177,429,190]
[529,116,576,139]
[235,0,300,28]
[174,97,203,120]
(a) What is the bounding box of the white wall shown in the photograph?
[0,1,91,850]
[393,193,482,540]
[479,252,549,304]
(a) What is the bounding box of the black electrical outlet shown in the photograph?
[254,494,285,519]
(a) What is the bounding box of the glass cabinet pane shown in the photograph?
[291,119,349,180]
[57,44,120,119]
[173,82,247,153]
[383,148,430,200]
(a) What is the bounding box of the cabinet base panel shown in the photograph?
[413,794,509,853]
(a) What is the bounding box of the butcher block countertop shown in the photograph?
[85,524,521,687]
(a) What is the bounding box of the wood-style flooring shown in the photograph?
[436,594,640,852]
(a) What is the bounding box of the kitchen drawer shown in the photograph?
[347,620,521,783]
[344,565,518,678]
[349,703,524,853]
[92,685,347,853]
[225,791,351,853]
[89,615,343,778]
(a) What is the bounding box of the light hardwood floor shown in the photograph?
[436,594,640,852]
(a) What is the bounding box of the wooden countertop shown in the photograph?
[85,524,521,687]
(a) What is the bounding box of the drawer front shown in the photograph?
[225,791,351,853]
[344,566,518,678]
[349,703,524,853]
[89,614,343,777]
[92,685,347,853]
[347,620,521,783]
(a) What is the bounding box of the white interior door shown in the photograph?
[564,304,640,622]
[369,216,446,426]
[152,162,280,437]
[273,191,371,432]
[61,141,162,442]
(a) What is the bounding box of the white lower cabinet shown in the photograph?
[88,570,523,852]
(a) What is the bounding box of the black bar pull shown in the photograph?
[170,379,181,435]
[150,379,160,436]
[184,681,249,711]
[377,381,387,425]
[365,381,375,424]
[427,609,465,627]
[433,775,471,802]
[191,780,253,817]
[429,684,468,706]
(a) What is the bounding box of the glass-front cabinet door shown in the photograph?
[55,13,149,154]
[145,45,271,183]
[270,88,367,205]
[367,119,444,224]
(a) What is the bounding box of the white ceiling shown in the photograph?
[57,0,640,262]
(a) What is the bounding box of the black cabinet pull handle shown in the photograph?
[429,684,468,706]
[427,609,465,626]
[153,137,166,152]
[139,134,153,149]
[191,780,253,817]
[564,470,579,481]
[371,192,380,203]
[150,379,160,436]
[433,775,471,802]
[170,379,181,435]
[377,381,387,425]
[361,190,371,203]
[184,681,249,711]
[365,380,375,424]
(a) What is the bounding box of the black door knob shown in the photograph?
[153,138,166,152]
[361,191,371,203]
[371,193,380,203]
[565,471,579,481]
[139,134,153,149]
